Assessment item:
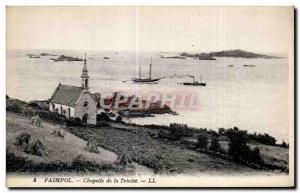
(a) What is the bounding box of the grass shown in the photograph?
[66,125,259,175]
[6,112,124,174]
[218,140,289,169]
[7,110,287,176]
[7,150,119,173]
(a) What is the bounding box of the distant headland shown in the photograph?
[180,49,281,60]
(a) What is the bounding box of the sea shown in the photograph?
[6,49,291,142]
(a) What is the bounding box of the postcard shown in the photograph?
[6,6,294,187]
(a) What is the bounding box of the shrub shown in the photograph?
[249,133,276,146]
[66,117,82,126]
[6,149,30,172]
[24,138,48,157]
[72,154,86,170]
[197,131,208,149]
[31,115,42,127]
[22,108,63,123]
[6,103,22,113]
[15,132,31,146]
[227,127,251,162]
[227,128,264,165]
[249,147,263,164]
[84,140,100,154]
[52,128,65,138]
[169,123,194,138]
[157,123,194,141]
[218,128,225,135]
[208,130,218,137]
[169,127,183,141]
[97,112,110,121]
[209,135,221,152]
[6,98,25,113]
[116,152,132,167]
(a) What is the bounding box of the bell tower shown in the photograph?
[81,53,89,93]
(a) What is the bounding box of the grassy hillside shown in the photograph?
[6,112,151,175]
[66,124,264,175]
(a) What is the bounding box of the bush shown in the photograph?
[218,128,225,135]
[116,152,132,167]
[197,131,208,149]
[249,147,263,164]
[7,149,30,172]
[52,128,65,138]
[227,127,264,165]
[15,132,31,146]
[31,115,42,127]
[227,127,250,162]
[26,108,66,123]
[6,98,25,113]
[209,135,221,152]
[97,112,110,121]
[170,123,194,138]
[6,103,22,113]
[24,138,48,157]
[249,133,276,146]
[157,123,194,141]
[66,117,82,126]
[84,139,100,154]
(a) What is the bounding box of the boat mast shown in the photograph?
[149,57,152,79]
[192,76,195,83]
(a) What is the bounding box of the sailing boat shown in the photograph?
[132,57,163,83]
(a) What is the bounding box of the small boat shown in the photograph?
[27,54,40,58]
[179,75,206,86]
[132,57,164,83]
[243,64,256,67]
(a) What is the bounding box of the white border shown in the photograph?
[1,0,298,192]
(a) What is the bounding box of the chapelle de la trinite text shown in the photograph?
[42,177,156,184]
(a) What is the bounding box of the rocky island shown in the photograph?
[50,55,83,62]
[40,52,58,57]
[180,49,280,60]
[209,49,280,59]
[165,56,186,59]
[180,52,216,60]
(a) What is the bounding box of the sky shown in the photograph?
[6,6,293,53]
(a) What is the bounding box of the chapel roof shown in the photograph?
[50,83,83,107]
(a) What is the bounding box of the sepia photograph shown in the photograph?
[5,6,294,187]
